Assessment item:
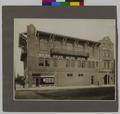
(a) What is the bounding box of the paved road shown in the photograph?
[15,86,115,100]
[16,85,115,91]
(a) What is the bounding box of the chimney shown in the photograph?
[27,24,36,37]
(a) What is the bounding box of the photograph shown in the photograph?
[14,19,116,100]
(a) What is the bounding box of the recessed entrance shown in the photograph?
[104,75,110,85]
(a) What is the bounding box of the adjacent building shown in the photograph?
[19,24,115,87]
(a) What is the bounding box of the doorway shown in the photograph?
[104,75,110,84]
[36,78,39,87]
[91,76,94,84]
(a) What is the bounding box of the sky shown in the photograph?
[14,19,116,76]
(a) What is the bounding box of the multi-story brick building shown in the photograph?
[19,24,115,87]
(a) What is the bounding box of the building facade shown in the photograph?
[19,24,115,87]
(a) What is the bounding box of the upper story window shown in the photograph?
[96,61,98,68]
[67,41,73,50]
[92,61,95,68]
[81,61,85,68]
[71,60,75,68]
[53,59,58,67]
[89,46,93,57]
[104,61,111,69]
[87,61,98,68]
[92,47,95,57]
[45,59,50,66]
[108,51,111,58]
[39,58,50,67]
[66,59,70,67]
[39,58,44,66]
[54,39,62,49]
[104,50,111,58]
[78,60,81,68]
[39,38,48,50]
[88,61,91,68]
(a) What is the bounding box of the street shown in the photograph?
[15,86,115,100]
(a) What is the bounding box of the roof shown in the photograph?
[99,36,113,44]
[37,30,100,45]
[19,30,101,46]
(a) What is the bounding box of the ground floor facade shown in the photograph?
[24,70,115,87]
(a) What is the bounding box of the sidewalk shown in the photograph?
[16,84,115,91]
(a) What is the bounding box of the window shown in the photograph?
[107,51,111,58]
[104,61,106,69]
[45,59,50,66]
[88,61,91,68]
[78,74,83,77]
[91,76,94,84]
[39,58,44,66]
[39,58,50,67]
[78,60,81,68]
[81,61,85,68]
[67,73,73,77]
[54,40,61,49]
[54,59,58,67]
[71,60,75,67]
[43,77,54,84]
[96,61,98,68]
[107,61,110,69]
[92,47,94,57]
[104,61,110,69]
[88,61,95,68]
[104,50,111,58]
[104,51,106,57]
[39,38,48,50]
[92,61,95,68]
[66,59,70,67]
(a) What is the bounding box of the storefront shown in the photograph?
[32,73,55,87]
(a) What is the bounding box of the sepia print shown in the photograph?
[14,19,116,100]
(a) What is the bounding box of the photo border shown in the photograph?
[2,6,118,112]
